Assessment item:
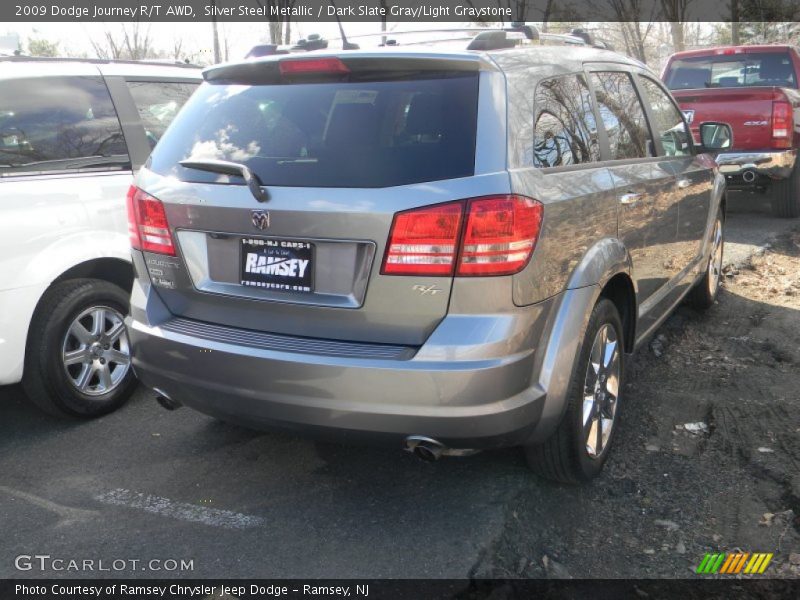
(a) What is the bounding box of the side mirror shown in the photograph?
[699,122,733,151]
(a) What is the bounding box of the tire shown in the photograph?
[689,212,724,310]
[771,160,800,218]
[22,278,136,418]
[525,298,624,484]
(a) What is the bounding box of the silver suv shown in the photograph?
[127,41,728,482]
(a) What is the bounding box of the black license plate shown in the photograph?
[240,237,314,293]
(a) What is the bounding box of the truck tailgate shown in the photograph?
[671,87,782,150]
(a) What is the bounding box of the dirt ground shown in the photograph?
[478,228,800,580]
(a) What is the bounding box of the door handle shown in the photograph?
[676,178,691,189]
[619,192,642,205]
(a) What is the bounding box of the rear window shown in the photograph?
[665,52,796,90]
[148,73,478,188]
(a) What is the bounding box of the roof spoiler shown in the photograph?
[205,54,484,85]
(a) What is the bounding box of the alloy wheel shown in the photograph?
[582,323,620,458]
[61,306,131,396]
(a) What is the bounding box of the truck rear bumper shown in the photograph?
[715,149,796,186]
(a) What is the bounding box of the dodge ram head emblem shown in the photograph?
[251,210,270,230]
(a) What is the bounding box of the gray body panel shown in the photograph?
[128,46,724,447]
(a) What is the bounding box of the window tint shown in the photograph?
[590,72,652,160]
[532,74,599,168]
[149,74,478,188]
[639,77,692,157]
[665,52,796,90]
[126,81,198,148]
[0,76,128,174]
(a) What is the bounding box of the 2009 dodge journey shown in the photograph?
[127,36,729,482]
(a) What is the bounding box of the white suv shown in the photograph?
[0,58,199,417]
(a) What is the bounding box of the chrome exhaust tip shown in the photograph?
[404,436,480,461]
[742,170,756,183]
[153,388,181,411]
[404,436,445,461]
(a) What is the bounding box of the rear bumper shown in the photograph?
[127,291,557,449]
[715,149,796,185]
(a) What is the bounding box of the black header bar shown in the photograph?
[5,0,800,23]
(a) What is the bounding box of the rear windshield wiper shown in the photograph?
[179,158,269,203]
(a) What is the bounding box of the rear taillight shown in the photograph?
[458,196,543,276]
[381,202,463,276]
[381,196,543,277]
[772,100,793,148]
[126,186,176,256]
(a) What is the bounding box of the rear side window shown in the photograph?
[532,74,599,168]
[590,72,652,160]
[126,81,198,148]
[149,74,479,188]
[639,77,692,157]
[0,76,128,174]
[665,52,796,90]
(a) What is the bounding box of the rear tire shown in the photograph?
[23,279,136,418]
[689,212,724,310]
[525,298,624,484]
[771,160,800,218]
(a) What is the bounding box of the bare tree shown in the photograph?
[172,37,184,62]
[211,0,221,63]
[660,0,693,51]
[253,0,297,45]
[90,23,158,60]
[604,0,660,63]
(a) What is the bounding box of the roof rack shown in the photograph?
[0,55,199,68]
[243,24,614,59]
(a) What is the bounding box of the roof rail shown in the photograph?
[246,33,336,58]
[326,25,601,52]
[0,55,199,68]
[569,28,615,50]
[243,25,615,58]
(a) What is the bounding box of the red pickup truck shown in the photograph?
[662,45,800,217]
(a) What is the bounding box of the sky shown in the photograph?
[3,21,459,62]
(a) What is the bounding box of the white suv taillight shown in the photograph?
[126,186,176,256]
[381,195,543,277]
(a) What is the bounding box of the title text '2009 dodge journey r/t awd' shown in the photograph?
[127,43,729,482]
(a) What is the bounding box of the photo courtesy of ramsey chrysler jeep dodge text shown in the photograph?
[126,27,729,482]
